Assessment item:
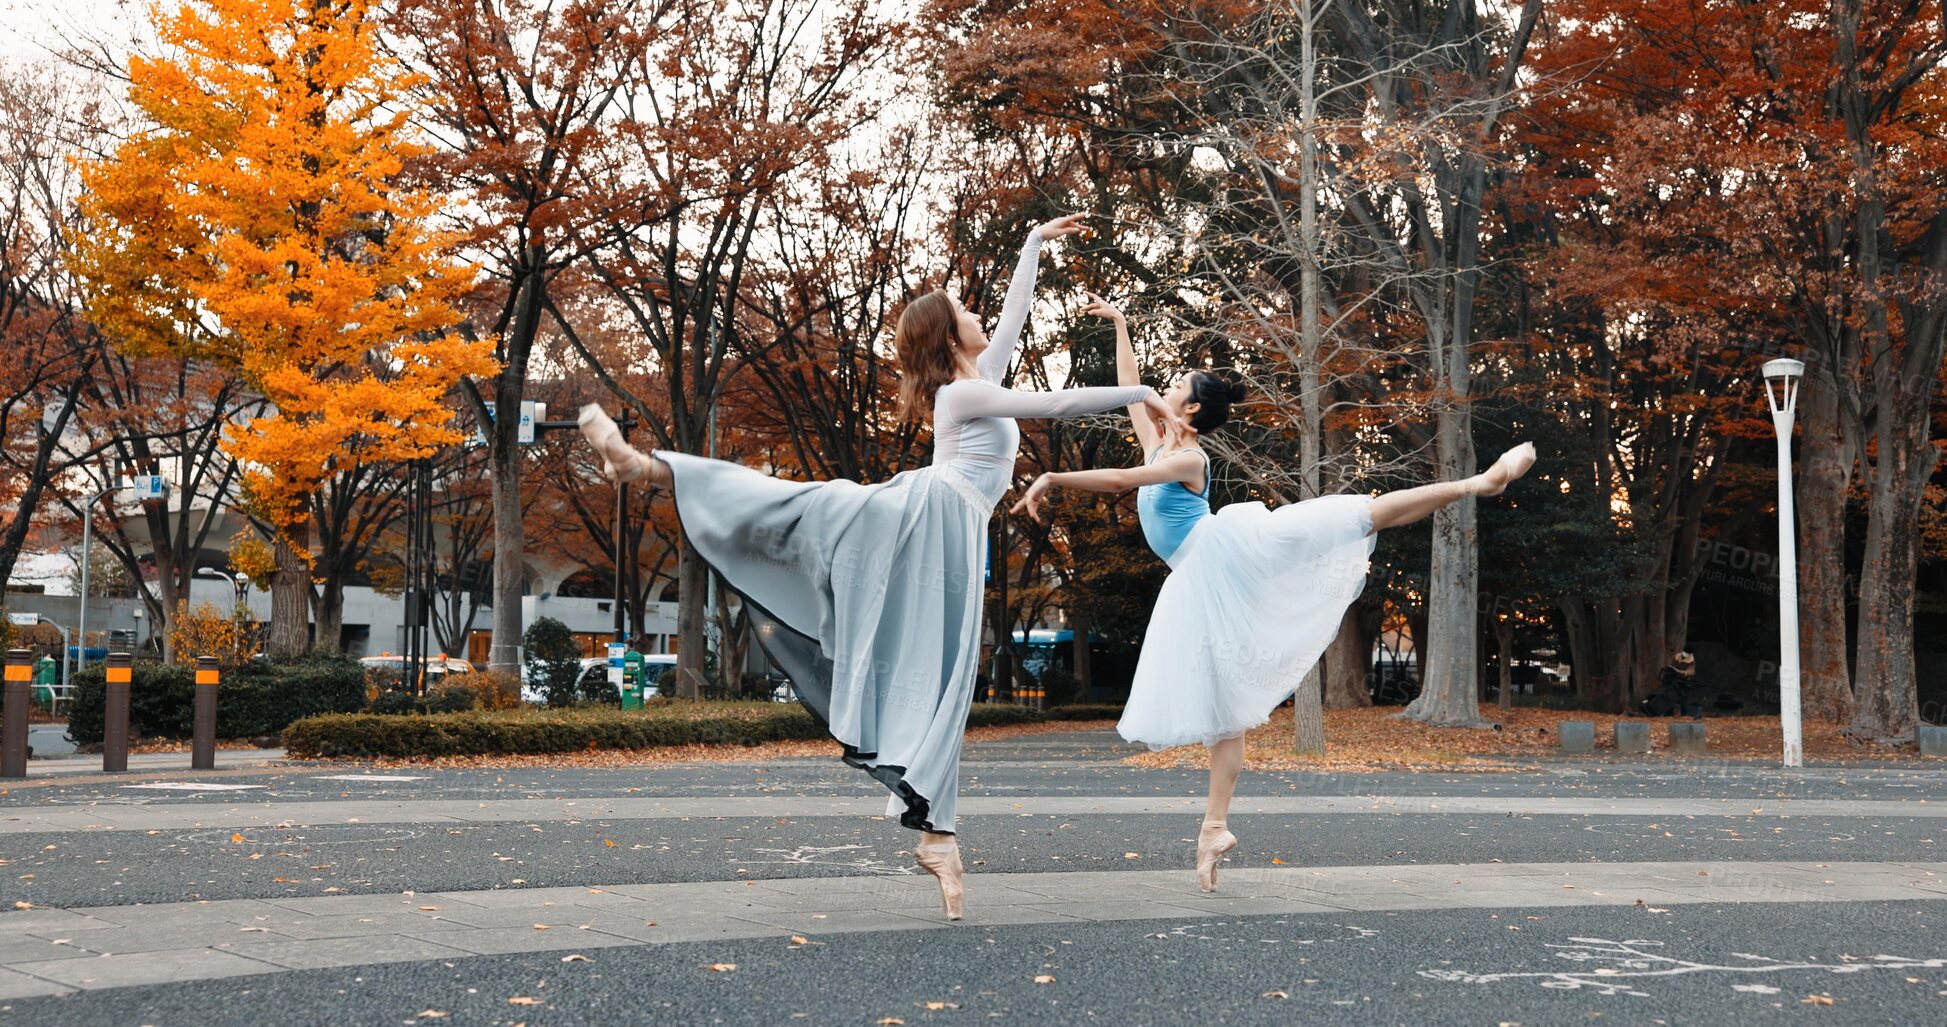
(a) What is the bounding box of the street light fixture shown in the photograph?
[197,567,249,621]
[1762,357,1805,768]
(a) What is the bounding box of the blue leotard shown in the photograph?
[1136,447,1210,562]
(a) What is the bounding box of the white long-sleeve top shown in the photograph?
[931,230,1152,506]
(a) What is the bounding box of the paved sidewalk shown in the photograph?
[2,859,1940,998]
[6,792,1946,834]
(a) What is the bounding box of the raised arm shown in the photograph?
[1080,291,1158,455]
[1011,451,1209,523]
[979,214,1089,382]
[939,380,1154,421]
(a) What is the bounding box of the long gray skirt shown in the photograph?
[657,452,989,834]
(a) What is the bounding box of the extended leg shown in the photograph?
[1197,733,1244,892]
[1367,442,1535,533]
[578,404,674,489]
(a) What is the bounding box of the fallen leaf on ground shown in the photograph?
[561,954,590,963]
[1033,975,1056,984]
[532,924,552,931]
[604,839,617,847]
[790,936,809,945]
[1262,990,1289,999]
[876,1019,905,1025]
[1271,858,1286,865]
[507,996,541,1006]
[415,1011,448,1020]
[230,833,245,843]
[1124,852,1140,859]
[709,963,738,972]
[13,901,31,910]
[1802,995,1835,1006]
[417,906,439,911]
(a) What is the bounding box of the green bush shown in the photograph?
[67,654,365,745]
[283,701,1066,758]
[366,683,479,716]
[524,618,583,708]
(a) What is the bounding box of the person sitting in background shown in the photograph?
[1663,651,1702,719]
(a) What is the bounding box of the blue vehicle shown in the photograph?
[1002,629,1134,702]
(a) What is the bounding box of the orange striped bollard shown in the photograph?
[192,656,218,770]
[103,652,133,772]
[2,649,29,778]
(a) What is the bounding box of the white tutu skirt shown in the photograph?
[1118,494,1375,749]
[657,452,989,833]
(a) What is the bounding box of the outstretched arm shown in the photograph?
[1011,451,1207,523]
[1079,291,1159,456]
[979,214,1088,382]
[939,380,1159,422]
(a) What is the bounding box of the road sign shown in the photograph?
[128,475,168,502]
[5,613,37,626]
[517,401,545,444]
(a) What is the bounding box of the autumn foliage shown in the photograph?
[73,0,497,529]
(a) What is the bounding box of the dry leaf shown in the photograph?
[1123,852,1140,859]
[561,954,590,963]
[876,1020,905,1026]
[790,936,810,945]
[13,901,32,910]
[415,1012,449,1020]
[1802,995,1835,1006]
[532,924,553,931]
[709,963,738,972]
[507,996,542,1006]
[922,1002,957,1010]
[417,906,440,911]
[604,839,617,847]
[230,833,245,843]
[1033,975,1056,984]
[1262,990,1289,999]
[1271,858,1287,865]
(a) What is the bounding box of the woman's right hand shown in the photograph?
[1079,291,1124,324]
[1010,473,1055,523]
[1037,213,1088,241]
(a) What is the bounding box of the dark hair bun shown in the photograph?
[1188,371,1244,433]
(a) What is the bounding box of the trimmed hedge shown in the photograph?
[282,700,1120,759]
[67,655,367,746]
[1045,704,1126,721]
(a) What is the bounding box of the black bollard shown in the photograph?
[192,656,218,771]
[103,652,133,772]
[2,649,29,778]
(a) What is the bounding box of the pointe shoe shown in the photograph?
[1196,824,1238,893]
[915,837,965,921]
[580,404,657,486]
[1474,441,1537,497]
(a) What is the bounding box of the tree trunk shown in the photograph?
[675,542,708,698]
[1292,665,1325,756]
[1322,604,1374,709]
[488,434,525,676]
[313,578,345,655]
[1069,604,1092,698]
[268,523,310,657]
[1849,380,1936,741]
[1405,408,1488,727]
[1796,362,1855,722]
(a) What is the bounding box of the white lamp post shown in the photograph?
[1762,358,1805,768]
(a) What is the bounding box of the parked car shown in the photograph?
[359,653,475,690]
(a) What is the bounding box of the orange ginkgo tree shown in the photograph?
[73,0,498,655]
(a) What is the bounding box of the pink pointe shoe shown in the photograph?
[1196,823,1238,893]
[578,404,648,483]
[1475,442,1537,497]
[915,836,965,920]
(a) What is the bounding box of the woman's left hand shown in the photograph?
[1143,391,1189,442]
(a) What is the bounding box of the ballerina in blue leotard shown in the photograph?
[1014,293,1535,891]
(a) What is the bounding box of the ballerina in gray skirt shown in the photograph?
[578,214,1186,919]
